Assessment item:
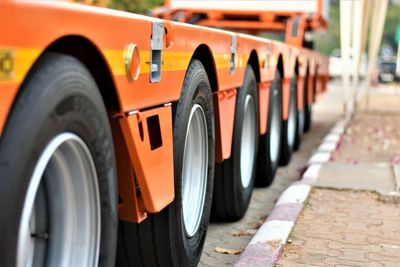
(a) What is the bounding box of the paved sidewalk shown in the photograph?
[277,88,400,266]
[277,189,400,266]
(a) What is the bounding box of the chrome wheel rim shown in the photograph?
[287,92,296,147]
[240,95,257,188]
[298,108,305,135]
[17,133,101,267]
[182,104,208,237]
[298,84,307,135]
[270,88,280,162]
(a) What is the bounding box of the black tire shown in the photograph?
[255,71,282,187]
[294,74,306,151]
[303,40,314,50]
[116,59,215,267]
[172,11,186,22]
[0,53,118,267]
[211,66,259,221]
[172,12,203,24]
[279,74,298,166]
[187,14,204,24]
[303,73,313,133]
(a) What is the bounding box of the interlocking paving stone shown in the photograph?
[277,189,400,267]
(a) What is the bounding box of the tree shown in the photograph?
[108,0,163,14]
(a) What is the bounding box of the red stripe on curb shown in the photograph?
[266,203,303,222]
[234,242,279,267]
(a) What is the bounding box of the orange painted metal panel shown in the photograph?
[258,82,270,135]
[237,34,271,80]
[282,78,291,120]
[118,106,174,213]
[285,15,307,47]
[213,88,237,162]
[297,76,305,111]
[315,76,323,94]
[297,53,308,77]
[198,20,286,32]
[308,75,315,104]
[322,75,329,92]
[169,24,245,91]
[111,119,147,223]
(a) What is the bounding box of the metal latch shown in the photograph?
[265,43,272,70]
[230,35,237,74]
[150,21,164,83]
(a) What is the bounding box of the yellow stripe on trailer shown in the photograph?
[4,48,233,85]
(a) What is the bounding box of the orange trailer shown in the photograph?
[153,0,329,47]
[0,0,328,266]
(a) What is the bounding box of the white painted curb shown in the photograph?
[276,184,311,205]
[235,118,349,267]
[249,221,294,245]
[317,142,338,152]
[308,152,331,164]
[302,164,322,183]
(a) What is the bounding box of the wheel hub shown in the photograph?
[182,104,208,237]
[240,95,256,188]
[287,92,296,147]
[270,89,280,162]
[17,133,101,267]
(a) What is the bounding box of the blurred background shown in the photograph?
[74,0,399,86]
[73,0,399,56]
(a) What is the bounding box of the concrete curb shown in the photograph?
[234,118,350,267]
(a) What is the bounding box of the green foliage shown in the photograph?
[108,0,163,14]
[382,4,400,49]
[314,1,340,55]
[314,1,400,56]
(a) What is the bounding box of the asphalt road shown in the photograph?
[199,81,343,266]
